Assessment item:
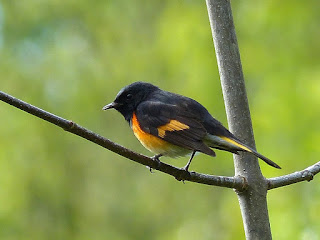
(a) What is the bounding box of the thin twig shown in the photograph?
[0,90,247,190]
[267,161,320,190]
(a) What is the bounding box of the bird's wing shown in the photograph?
[135,101,215,157]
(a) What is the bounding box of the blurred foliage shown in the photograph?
[0,0,320,239]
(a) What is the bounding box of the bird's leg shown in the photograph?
[148,154,162,173]
[182,150,196,172]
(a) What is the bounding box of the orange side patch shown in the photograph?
[131,113,171,154]
[157,120,189,138]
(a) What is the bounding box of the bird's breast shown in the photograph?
[131,112,190,157]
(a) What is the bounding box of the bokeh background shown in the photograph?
[1,0,320,239]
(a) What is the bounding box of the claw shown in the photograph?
[152,154,162,167]
[152,154,162,162]
[148,154,163,173]
[175,168,191,182]
[147,166,154,173]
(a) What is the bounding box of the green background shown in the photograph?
[1,1,320,239]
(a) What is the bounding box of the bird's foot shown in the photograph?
[148,154,162,173]
[152,154,162,163]
[147,166,154,173]
[175,166,192,183]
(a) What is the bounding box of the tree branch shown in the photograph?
[206,0,271,238]
[267,161,320,190]
[0,90,247,190]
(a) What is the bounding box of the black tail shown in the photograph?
[248,147,281,169]
[210,136,281,169]
[230,138,281,169]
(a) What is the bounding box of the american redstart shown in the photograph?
[103,82,281,171]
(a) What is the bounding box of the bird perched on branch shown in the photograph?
[103,82,281,171]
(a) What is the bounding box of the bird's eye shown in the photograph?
[126,94,133,100]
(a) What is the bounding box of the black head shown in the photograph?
[103,82,159,122]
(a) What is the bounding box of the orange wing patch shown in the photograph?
[157,120,190,138]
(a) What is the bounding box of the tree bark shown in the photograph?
[206,0,272,239]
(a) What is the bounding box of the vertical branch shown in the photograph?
[205,0,272,239]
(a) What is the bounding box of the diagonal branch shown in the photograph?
[267,161,320,190]
[0,90,247,190]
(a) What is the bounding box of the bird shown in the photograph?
[102,81,281,171]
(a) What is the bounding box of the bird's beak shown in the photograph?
[102,102,117,110]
